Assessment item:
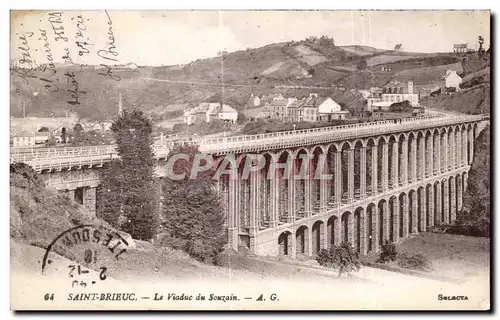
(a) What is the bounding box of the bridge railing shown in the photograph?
[9,142,176,163]
[10,145,117,162]
[173,114,485,151]
[10,114,487,164]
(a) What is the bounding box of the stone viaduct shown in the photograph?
[10,114,489,257]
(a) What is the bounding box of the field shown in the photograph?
[155,117,184,129]
[366,53,425,67]
[420,84,490,114]
[363,232,490,283]
[390,62,464,85]
[339,45,386,56]
[260,60,309,79]
[292,44,329,66]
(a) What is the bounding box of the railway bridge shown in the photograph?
[10,114,489,257]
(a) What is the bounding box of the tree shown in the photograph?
[478,36,485,58]
[237,111,247,125]
[377,240,398,263]
[217,50,229,58]
[389,100,413,112]
[319,35,335,47]
[97,109,156,241]
[38,127,49,132]
[45,136,57,146]
[73,123,83,134]
[357,59,367,71]
[159,145,227,264]
[316,242,361,277]
[61,127,67,144]
[305,36,318,43]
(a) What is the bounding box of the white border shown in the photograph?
[2,1,497,319]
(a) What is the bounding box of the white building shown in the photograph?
[366,81,419,112]
[183,106,207,125]
[183,103,238,125]
[443,70,463,91]
[248,94,261,107]
[316,97,350,121]
[12,131,35,147]
[217,104,238,124]
[290,95,350,123]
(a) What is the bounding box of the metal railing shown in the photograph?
[190,114,486,153]
[10,114,488,170]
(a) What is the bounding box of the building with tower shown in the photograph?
[366,81,420,112]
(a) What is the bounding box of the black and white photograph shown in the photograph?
[9,9,491,310]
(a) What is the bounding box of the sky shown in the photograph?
[10,10,490,66]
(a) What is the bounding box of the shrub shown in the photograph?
[10,163,45,191]
[316,242,361,277]
[377,240,397,263]
[397,252,429,270]
[45,136,57,146]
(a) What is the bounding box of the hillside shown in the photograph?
[9,162,231,282]
[10,163,375,291]
[10,163,123,248]
[461,125,490,236]
[421,85,490,114]
[10,37,488,121]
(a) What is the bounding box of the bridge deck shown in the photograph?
[10,114,487,172]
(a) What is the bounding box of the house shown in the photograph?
[286,99,306,122]
[217,104,238,124]
[125,62,138,69]
[247,94,262,108]
[453,44,468,53]
[442,70,462,91]
[205,103,222,123]
[12,131,35,147]
[366,81,419,112]
[255,106,272,119]
[299,94,352,122]
[183,106,207,125]
[50,126,66,142]
[183,102,238,125]
[83,121,113,132]
[317,97,351,121]
[302,94,321,122]
[80,122,96,132]
[269,97,293,120]
[35,131,51,144]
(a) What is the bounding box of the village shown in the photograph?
[10,65,466,148]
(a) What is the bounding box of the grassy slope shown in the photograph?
[390,62,463,85]
[10,166,104,247]
[9,164,234,281]
[11,40,487,121]
[363,232,489,282]
[421,82,490,114]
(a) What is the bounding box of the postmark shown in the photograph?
[42,224,130,288]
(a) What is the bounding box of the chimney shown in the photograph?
[408,81,414,95]
[118,92,123,116]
